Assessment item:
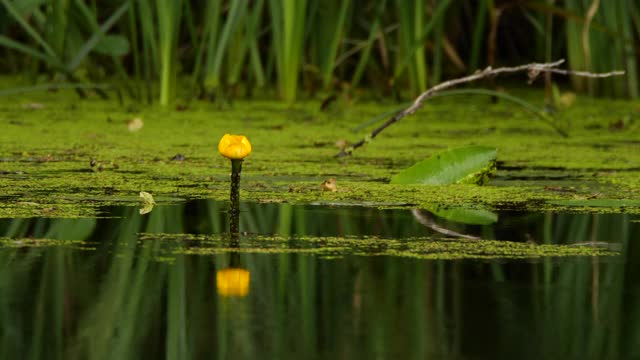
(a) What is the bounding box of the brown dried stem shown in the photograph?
[337,59,625,157]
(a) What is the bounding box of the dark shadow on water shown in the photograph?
[0,200,638,359]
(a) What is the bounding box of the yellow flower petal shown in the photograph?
[218,134,252,160]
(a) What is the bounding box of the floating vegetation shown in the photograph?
[0,93,638,218]
[0,236,91,249]
[138,233,617,260]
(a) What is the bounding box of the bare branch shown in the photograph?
[411,209,481,240]
[337,59,625,157]
[544,68,625,78]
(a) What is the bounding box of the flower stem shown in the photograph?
[229,159,243,235]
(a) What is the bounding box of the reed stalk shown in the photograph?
[157,0,182,106]
[269,0,307,103]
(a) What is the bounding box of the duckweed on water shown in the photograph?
[0,89,638,217]
[0,236,90,249]
[138,233,616,260]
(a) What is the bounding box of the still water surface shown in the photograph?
[0,201,638,359]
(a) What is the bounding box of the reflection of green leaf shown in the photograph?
[550,199,640,208]
[390,146,497,185]
[139,204,154,215]
[425,205,498,225]
[139,191,156,214]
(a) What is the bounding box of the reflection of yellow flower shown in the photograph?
[216,268,250,297]
[218,134,252,160]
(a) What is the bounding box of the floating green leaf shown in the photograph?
[390,146,497,185]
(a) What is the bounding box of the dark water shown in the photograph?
[0,201,639,359]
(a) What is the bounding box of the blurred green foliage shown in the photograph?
[0,0,638,104]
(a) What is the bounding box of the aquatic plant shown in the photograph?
[390,146,497,185]
[218,134,253,160]
[218,134,252,234]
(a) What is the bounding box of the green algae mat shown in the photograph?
[0,90,639,218]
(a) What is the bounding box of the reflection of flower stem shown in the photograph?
[229,252,241,267]
[229,159,242,235]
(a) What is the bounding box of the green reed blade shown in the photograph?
[314,0,351,89]
[181,0,198,54]
[432,7,444,86]
[0,0,59,61]
[48,0,68,59]
[247,0,266,87]
[618,0,638,98]
[564,0,587,92]
[127,0,142,100]
[350,0,387,89]
[0,34,56,64]
[135,0,158,103]
[269,0,307,103]
[136,0,158,73]
[157,0,182,106]
[394,0,452,94]
[67,1,129,72]
[215,0,248,88]
[470,0,488,70]
[204,0,247,91]
[412,0,427,92]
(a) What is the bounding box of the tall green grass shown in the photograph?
[0,0,128,99]
[565,0,638,98]
[269,0,307,103]
[0,0,637,103]
[157,0,183,106]
[190,0,265,99]
[308,0,352,91]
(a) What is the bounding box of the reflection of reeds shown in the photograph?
[0,205,637,358]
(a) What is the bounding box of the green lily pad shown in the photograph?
[390,146,497,185]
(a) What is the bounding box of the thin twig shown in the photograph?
[411,209,481,240]
[337,59,625,157]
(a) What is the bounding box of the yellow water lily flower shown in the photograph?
[216,268,250,297]
[218,134,252,160]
